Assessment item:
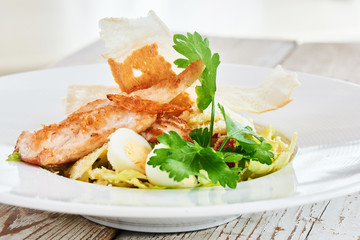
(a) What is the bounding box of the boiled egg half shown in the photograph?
[107,128,151,174]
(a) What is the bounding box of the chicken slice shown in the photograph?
[15,99,157,166]
[107,94,187,114]
[141,115,192,143]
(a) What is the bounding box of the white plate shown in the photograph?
[0,64,360,233]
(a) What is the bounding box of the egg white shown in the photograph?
[107,128,151,174]
[145,144,198,188]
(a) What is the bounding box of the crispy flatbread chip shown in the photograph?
[108,43,176,93]
[217,65,300,113]
[99,10,181,67]
[64,61,203,115]
[130,60,204,103]
[99,11,204,103]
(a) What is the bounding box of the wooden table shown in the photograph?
[1,37,359,239]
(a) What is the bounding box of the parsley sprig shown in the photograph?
[173,32,220,146]
[147,32,275,189]
[218,104,274,164]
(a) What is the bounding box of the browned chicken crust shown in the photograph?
[141,115,192,143]
[169,91,195,110]
[15,92,195,166]
[107,94,188,114]
[15,99,157,166]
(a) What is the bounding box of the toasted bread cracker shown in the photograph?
[108,44,176,93]
[100,10,181,68]
[130,60,204,103]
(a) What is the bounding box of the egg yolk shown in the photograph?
[125,140,151,170]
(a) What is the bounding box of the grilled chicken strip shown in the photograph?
[106,94,187,114]
[15,93,192,166]
[141,115,192,143]
[15,99,157,166]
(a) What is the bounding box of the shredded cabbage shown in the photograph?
[64,125,296,189]
[88,168,156,188]
[69,144,108,181]
[244,126,297,179]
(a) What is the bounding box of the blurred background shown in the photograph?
[1,0,360,76]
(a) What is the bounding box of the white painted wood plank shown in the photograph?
[282,43,360,84]
[209,202,328,240]
[208,37,296,67]
[114,202,332,240]
[306,193,360,240]
[0,204,118,240]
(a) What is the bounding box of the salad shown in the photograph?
[7,12,298,189]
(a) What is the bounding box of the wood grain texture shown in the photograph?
[0,204,118,240]
[114,202,330,240]
[207,37,296,67]
[282,43,360,84]
[306,194,360,240]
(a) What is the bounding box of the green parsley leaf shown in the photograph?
[195,85,213,111]
[173,32,220,111]
[148,131,201,182]
[222,152,244,162]
[240,140,274,165]
[173,32,220,147]
[6,152,22,162]
[189,128,211,148]
[148,131,240,188]
[218,103,274,165]
[196,147,239,189]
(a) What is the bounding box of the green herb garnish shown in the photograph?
[218,104,274,164]
[173,32,220,146]
[6,152,22,162]
[147,131,240,188]
[147,32,275,189]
